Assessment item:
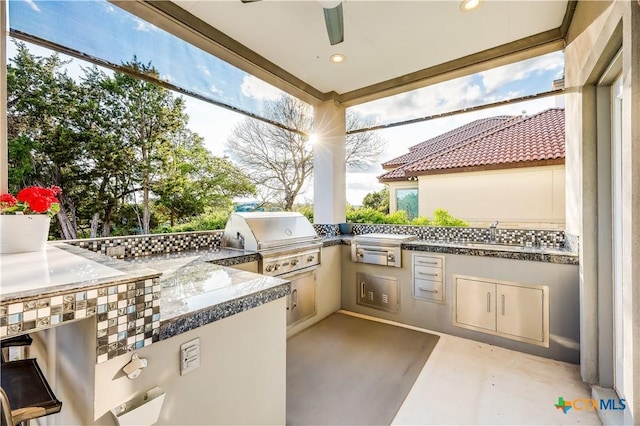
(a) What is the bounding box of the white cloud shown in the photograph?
[352,51,564,127]
[25,0,40,12]
[240,75,282,101]
[133,18,159,33]
[104,3,116,13]
[479,51,564,94]
[352,75,480,123]
[197,65,211,77]
[209,85,223,96]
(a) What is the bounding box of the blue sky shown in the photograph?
[8,0,564,206]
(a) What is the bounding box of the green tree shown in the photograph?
[152,129,255,226]
[7,42,84,239]
[361,186,389,213]
[76,66,138,237]
[100,58,185,234]
[7,44,254,238]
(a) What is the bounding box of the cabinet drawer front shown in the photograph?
[413,278,443,301]
[414,265,442,281]
[414,256,442,268]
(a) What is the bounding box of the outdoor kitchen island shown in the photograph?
[0,243,290,425]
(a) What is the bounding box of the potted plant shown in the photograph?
[0,185,61,254]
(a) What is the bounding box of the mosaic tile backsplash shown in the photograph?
[349,224,565,249]
[0,277,161,363]
[65,224,567,261]
[65,231,224,259]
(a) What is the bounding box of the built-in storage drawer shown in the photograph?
[412,254,445,303]
[413,256,443,268]
[356,272,399,313]
[452,274,549,347]
[414,265,443,281]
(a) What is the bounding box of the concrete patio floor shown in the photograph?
[338,311,601,425]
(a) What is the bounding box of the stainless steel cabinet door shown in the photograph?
[356,273,399,312]
[496,284,544,342]
[287,273,317,326]
[455,278,496,331]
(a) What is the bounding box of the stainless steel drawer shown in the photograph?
[413,278,443,302]
[414,265,443,281]
[414,256,443,268]
[412,254,445,304]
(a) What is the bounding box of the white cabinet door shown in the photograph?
[455,278,496,331]
[497,284,544,342]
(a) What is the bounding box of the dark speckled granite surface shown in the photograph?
[122,236,577,340]
[124,249,289,340]
[333,236,578,265]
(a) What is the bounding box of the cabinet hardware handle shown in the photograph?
[360,282,365,298]
[486,292,491,313]
[417,261,438,265]
[418,272,438,277]
[501,294,505,316]
[292,288,298,309]
[418,287,438,293]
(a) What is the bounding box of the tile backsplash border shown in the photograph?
[314,223,567,250]
[63,224,568,259]
[63,231,223,259]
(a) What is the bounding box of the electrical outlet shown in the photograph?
[180,338,200,376]
[105,245,125,258]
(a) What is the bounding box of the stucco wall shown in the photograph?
[390,165,565,229]
[33,299,287,425]
[565,0,639,423]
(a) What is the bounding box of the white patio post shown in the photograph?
[1,0,7,193]
[313,99,346,224]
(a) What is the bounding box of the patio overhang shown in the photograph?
[112,0,576,108]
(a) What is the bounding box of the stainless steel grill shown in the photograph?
[222,212,322,276]
[222,212,322,326]
[351,233,417,268]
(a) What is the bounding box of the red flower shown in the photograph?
[17,186,59,214]
[0,193,17,208]
[0,186,61,216]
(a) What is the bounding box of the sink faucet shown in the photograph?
[489,221,499,243]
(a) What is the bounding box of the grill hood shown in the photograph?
[223,212,319,252]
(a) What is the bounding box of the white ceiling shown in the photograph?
[172,0,568,99]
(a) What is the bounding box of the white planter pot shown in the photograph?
[0,215,51,254]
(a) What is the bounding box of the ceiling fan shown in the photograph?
[240,0,344,46]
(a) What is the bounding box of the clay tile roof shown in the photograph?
[381,116,514,169]
[378,108,565,182]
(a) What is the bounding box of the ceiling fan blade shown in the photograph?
[323,2,344,46]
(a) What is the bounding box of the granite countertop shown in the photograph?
[124,250,289,339]
[333,235,578,264]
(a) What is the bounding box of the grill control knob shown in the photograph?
[265,264,274,272]
[274,263,281,271]
[307,255,315,262]
[388,253,395,261]
[291,259,300,266]
[356,251,363,258]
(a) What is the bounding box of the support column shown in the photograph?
[1,0,7,193]
[313,99,346,224]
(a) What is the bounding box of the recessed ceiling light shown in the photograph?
[329,54,346,64]
[460,0,480,11]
